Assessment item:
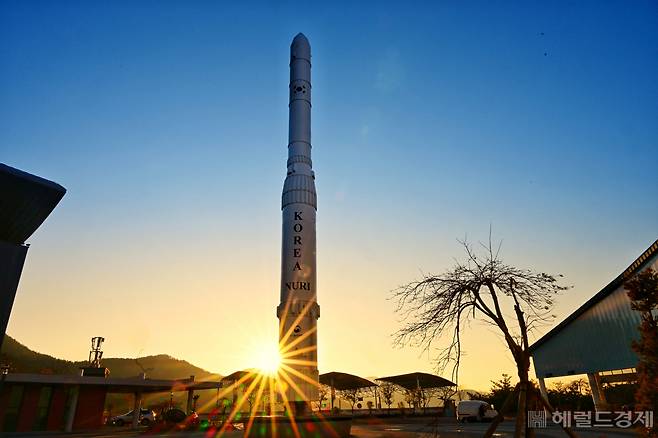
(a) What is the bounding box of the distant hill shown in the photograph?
[92,355,222,381]
[0,335,78,374]
[0,335,221,381]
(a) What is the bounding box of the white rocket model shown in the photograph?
[276,33,320,413]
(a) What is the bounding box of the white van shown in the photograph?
[456,400,498,422]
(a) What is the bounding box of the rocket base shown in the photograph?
[245,415,352,438]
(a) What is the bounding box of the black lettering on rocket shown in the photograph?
[292,211,303,273]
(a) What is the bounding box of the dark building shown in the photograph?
[530,239,658,410]
[0,373,219,432]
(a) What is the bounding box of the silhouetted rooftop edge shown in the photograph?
[0,163,66,244]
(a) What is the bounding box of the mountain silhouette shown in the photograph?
[0,334,221,381]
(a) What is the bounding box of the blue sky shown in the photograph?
[1,0,656,389]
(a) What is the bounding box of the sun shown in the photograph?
[254,342,281,375]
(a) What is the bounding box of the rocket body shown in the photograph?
[276,33,320,408]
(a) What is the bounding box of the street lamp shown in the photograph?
[0,365,9,395]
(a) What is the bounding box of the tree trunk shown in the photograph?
[515,381,527,438]
[526,387,536,438]
[515,354,530,438]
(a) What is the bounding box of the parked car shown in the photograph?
[456,400,498,422]
[110,408,156,426]
[146,409,200,432]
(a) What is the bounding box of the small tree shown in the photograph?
[339,388,360,413]
[625,268,658,437]
[546,380,592,411]
[246,388,258,414]
[419,387,444,412]
[403,388,416,409]
[393,238,570,438]
[380,382,396,410]
[486,374,515,413]
[219,397,232,420]
[566,379,590,411]
[420,388,431,412]
[363,385,379,410]
[317,384,330,411]
[434,386,457,407]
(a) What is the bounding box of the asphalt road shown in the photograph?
[351,419,637,438]
[3,419,638,438]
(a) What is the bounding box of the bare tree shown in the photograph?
[419,388,433,413]
[403,388,421,410]
[393,238,570,438]
[422,386,456,411]
[317,384,330,411]
[363,385,379,410]
[433,386,457,407]
[339,388,361,414]
[379,382,396,411]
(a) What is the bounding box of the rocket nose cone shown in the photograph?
[291,32,311,61]
[292,32,308,43]
[292,33,309,45]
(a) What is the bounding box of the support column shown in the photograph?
[538,378,550,413]
[64,385,79,433]
[131,391,142,429]
[0,242,28,351]
[330,377,335,411]
[186,375,195,413]
[587,373,607,411]
[186,389,194,414]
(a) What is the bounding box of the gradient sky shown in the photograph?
[1,0,657,391]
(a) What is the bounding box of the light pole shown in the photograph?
[0,365,9,397]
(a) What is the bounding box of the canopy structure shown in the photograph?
[0,163,66,245]
[376,372,455,390]
[5,373,220,394]
[319,372,376,390]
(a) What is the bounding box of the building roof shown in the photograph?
[319,372,376,390]
[0,163,66,245]
[376,372,455,390]
[4,373,221,393]
[529,239,658,354]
